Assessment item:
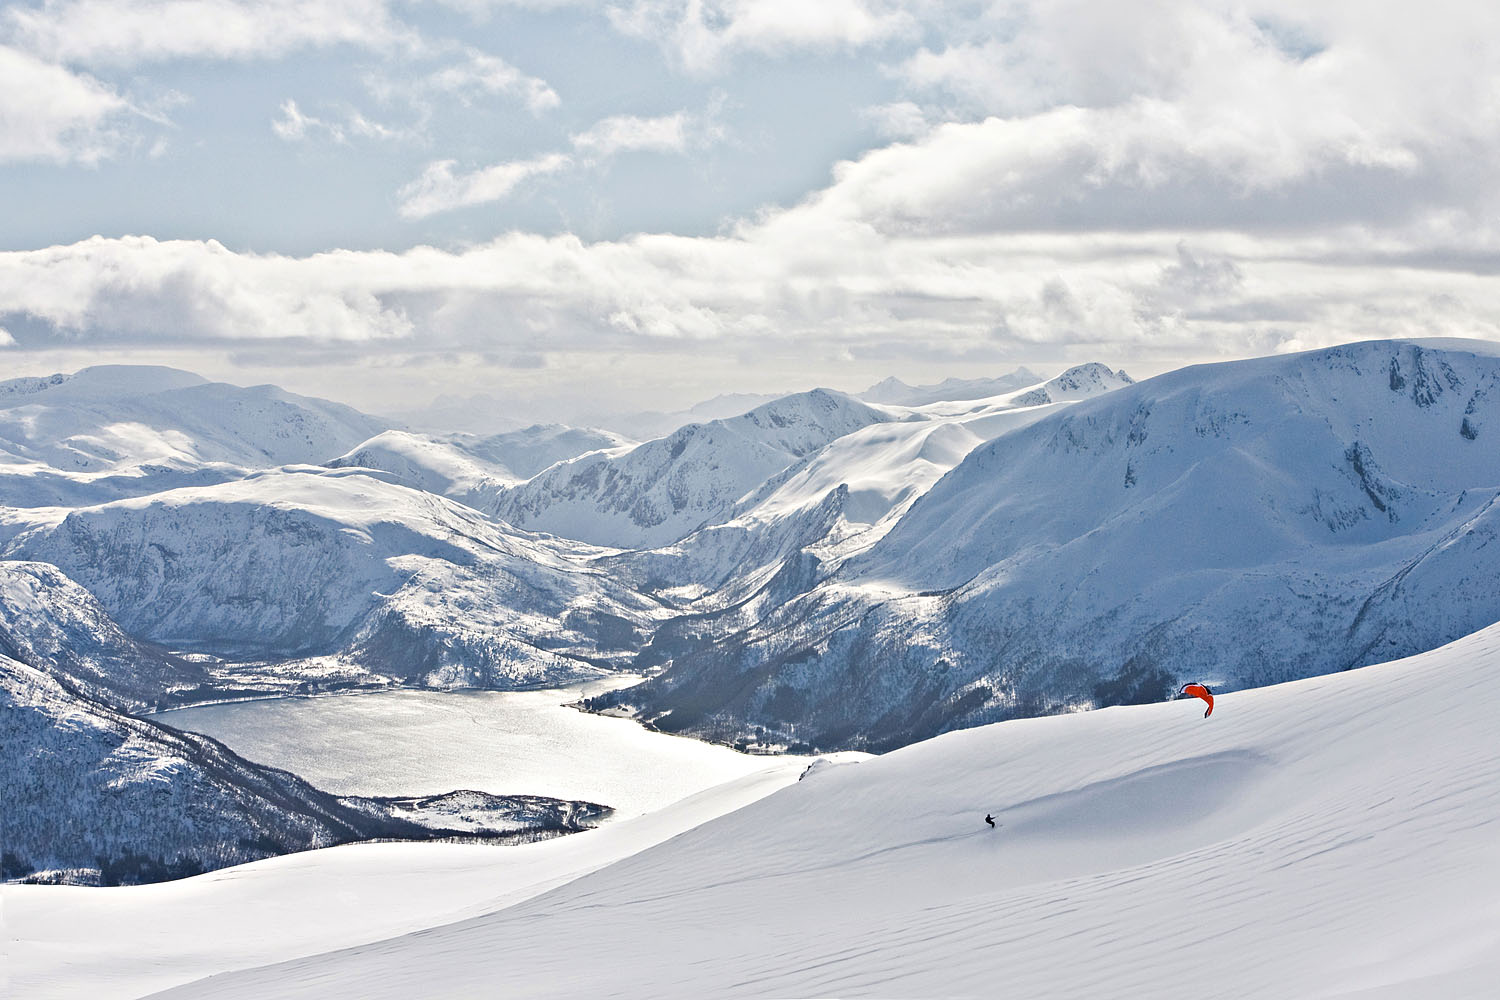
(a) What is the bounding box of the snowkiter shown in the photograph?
[985,813,996,828]
[1180,683,1214,718]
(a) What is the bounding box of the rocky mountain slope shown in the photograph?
[487,389,895,549]
[593,340,1500,751]
[0,560,208,713]
[0,559,610,886]
[3,469,666,685]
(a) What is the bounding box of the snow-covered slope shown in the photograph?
[0,560,208,713]
[45,618,1499,999]
[327,430,510,497]
[598,340,1500,750]
[0,366,388,506]
[460,424,631,480]
[326,425,629,502]
[1009,361,1135,404]
[1,649,609,886]
[488,389,894,549]
[602,364,1130,618]
[4,468,665,682]
[859,367,1043,406]
[6,754,839,1000]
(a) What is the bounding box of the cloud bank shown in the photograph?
[3,0,1498,410]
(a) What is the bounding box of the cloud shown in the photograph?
[883,1,1500,221]
[4,0,1500,394]
[5,0,410,66]
[417,48,559,114]
[0,45,131,163]
[5,211,1500,376]
[570,112,691,158]
[607,0,915,73]
[271,99,406,143]
[395,105,718,217]
[396,153,573,218]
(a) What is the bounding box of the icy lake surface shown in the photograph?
[151,679,788,818]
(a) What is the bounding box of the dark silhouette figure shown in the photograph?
[985,814,996,828]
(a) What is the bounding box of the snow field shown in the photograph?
[120,619,1500,999]
[5,756,855,1000]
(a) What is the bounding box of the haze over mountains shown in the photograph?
[6,341,1500,886]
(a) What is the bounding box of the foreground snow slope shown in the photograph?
[145,619,1500,999]
[7,757,840,1000]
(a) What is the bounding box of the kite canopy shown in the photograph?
[1180,683,1214,718]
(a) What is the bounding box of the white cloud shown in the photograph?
[5,213,1500,373]
[271,99,406,144]
[271,100,331,142]
[419,48,559,114]
[570,112,691,158]
[0,236,414,342]
[0,44,131,163]
[861,101,930,140]
[608,0,915,73]
[4,0,1500,397]
[395,106,716,218]
[397,153,573,218]
[5,0,410,66]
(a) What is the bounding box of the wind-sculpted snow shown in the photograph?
[595,340,1500,751]
[0,365,386,506]
[487,389,894,549]
[4,469,665,682]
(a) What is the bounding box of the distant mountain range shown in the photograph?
[7,343,1500,878]
[857,368,1045,406]
[592,340,1500,750]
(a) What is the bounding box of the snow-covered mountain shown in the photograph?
[594,340,1500,751]
[1008,361,1134,404]
[602,363,1130,621]
[487,389,895,549]
[859,367,1043,406]
[0,560,208,713]
[1,651,607,886]
[26,619,1498,998]
[0,365,388,507]
[326,425,629,502]
[0,556,612,886]
[599,392,788,441]
[4,468,665,684]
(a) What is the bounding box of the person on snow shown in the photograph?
[1179,682,1214,718]
[985,813,996,828]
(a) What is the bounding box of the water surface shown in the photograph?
[152,679,785,818]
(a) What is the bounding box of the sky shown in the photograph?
[2,0,1500,426]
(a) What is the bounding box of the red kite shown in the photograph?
[1180,683,1214,718]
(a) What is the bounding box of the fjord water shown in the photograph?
[150,679,783,818]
